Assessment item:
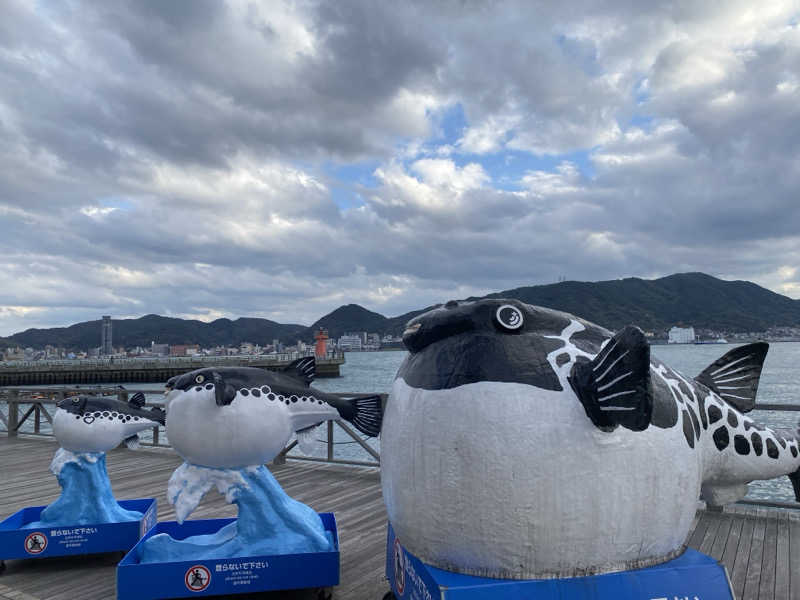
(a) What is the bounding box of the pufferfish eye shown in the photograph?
[495,304,523,330]
[195,374,205,384]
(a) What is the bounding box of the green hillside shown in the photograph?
[4,273,800,350]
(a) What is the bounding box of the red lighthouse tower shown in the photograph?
[314,329,329,358]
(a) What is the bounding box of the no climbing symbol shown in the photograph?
[184,564,211,592]
[24,532,47,554]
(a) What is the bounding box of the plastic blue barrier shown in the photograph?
[386,522,735,600]
[0,499,156,563]
[117,512,339,599]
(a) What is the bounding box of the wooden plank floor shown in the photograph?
[1,436,799,600]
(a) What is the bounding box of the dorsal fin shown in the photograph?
[129,392,146,408]
[568,325,652,432]
[695,342,768,413]
[282,357,315,386]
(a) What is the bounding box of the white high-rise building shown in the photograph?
[338,334,363,351]
[668,326,696,344]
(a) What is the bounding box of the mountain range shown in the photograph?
[3,272,800,350]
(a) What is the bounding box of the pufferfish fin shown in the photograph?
[568,325,652,432]
[282,357,315,386]
[695,342,768,413]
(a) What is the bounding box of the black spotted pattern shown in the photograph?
[688,408,701,440]
[251,389,261,397]
[792,445,798,458]
[682,410,695,449]
[734,435,750,455]
[751,432,763,456]
[713,427,729,451]
[766,438,779,459]
[708,405,722,424]
[727,411,738,428]
[677,380,694,403]
[696,394,708,430]
[778,437,787,449]
[556,353,570,367]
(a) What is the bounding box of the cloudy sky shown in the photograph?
[1,1,799,335]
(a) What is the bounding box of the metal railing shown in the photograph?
[1,390,798,499]
[0,386,384,468]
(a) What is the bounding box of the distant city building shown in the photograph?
[100,316,113,356]
[668,326,696,344]
[170,344,200,356]
[338,334,363,351]
[151,342,170,356]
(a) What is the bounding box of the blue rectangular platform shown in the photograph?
[386,523,735,600]
[0,499,157,561]
[117,512,339,600]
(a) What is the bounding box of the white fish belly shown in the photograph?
[166,391,291,468]
[53,409,151,453]
[381,378,701,579]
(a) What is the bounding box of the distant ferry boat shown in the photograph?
[694,338,728,344]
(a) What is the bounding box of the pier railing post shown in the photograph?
[327,421,334,462]
[7,390,19,437]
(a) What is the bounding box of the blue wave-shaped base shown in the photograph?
[138,466,333,563]
[28,453,142,527]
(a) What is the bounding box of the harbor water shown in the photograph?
[3,344,799,501]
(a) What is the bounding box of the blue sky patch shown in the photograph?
[98,196,133,211]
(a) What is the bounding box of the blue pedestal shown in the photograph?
[117,512,339,599]
[386,523,735,600]
[0,499,156,562]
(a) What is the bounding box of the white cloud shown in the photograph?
[80,206,117,218]
[2,1,800,336]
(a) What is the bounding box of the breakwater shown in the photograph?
[0,352,345,385]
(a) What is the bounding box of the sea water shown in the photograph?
[3,345,799,500]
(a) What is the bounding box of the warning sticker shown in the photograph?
[184,565,211,592]
[24,532,48,554]
[394,538,406,595]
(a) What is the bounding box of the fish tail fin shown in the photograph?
[129,392,146,408]
[342,395,383,437]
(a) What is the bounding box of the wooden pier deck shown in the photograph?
[1,435,799,600]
